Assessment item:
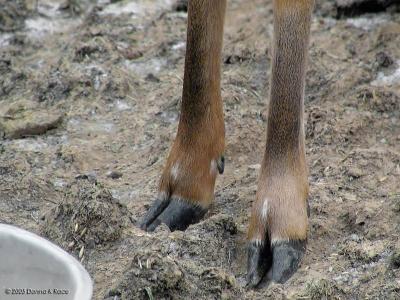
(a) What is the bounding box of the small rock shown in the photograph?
[376,51,394,68]
[248,164,261,170]
[145,73,160,83]
[347,167,363,178]
[121,49,143,60]
[350,234,361,242]
[0,100,63,139]
[147,156,158,166]
[75,172,97,183]
[106,170,123,179]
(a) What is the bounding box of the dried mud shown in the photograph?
[1,0,400,299]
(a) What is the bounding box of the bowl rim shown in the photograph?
[0,223,93,300]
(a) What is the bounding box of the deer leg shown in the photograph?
[139,0,226,232]
[247,0,314,286]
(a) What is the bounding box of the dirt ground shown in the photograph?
[1,0,400,299]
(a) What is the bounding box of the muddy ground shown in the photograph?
[1,0,400,299]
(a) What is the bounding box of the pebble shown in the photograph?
[106,170,123,179]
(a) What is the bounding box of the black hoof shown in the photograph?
[246,240,272,287]
[138,197,207,232]
[246,239,306,287]
[137,197,170,230]
[271,240,306,283]
[217,155,225,174]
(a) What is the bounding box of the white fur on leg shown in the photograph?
[261,198,269,221]
[171,162,180,181]
[210,159,218,175]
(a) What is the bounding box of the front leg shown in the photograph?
[247,0,314,286]
[139,0,226,232]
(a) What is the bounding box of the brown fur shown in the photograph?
[248,0,314,242]
[158,0,226,208]
[160,0,314,242]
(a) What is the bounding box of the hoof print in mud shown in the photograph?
[139,197,208,232]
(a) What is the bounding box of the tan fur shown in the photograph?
[158,0,226,208]
[248,0,314,242]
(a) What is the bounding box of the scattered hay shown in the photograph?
[299,278,344,300]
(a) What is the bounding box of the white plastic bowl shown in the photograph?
[0,224,93,300]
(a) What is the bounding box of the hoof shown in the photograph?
[138,196,207,232]
[271,240,306,283]
[246,239,306,287]
[246,240,272,287]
